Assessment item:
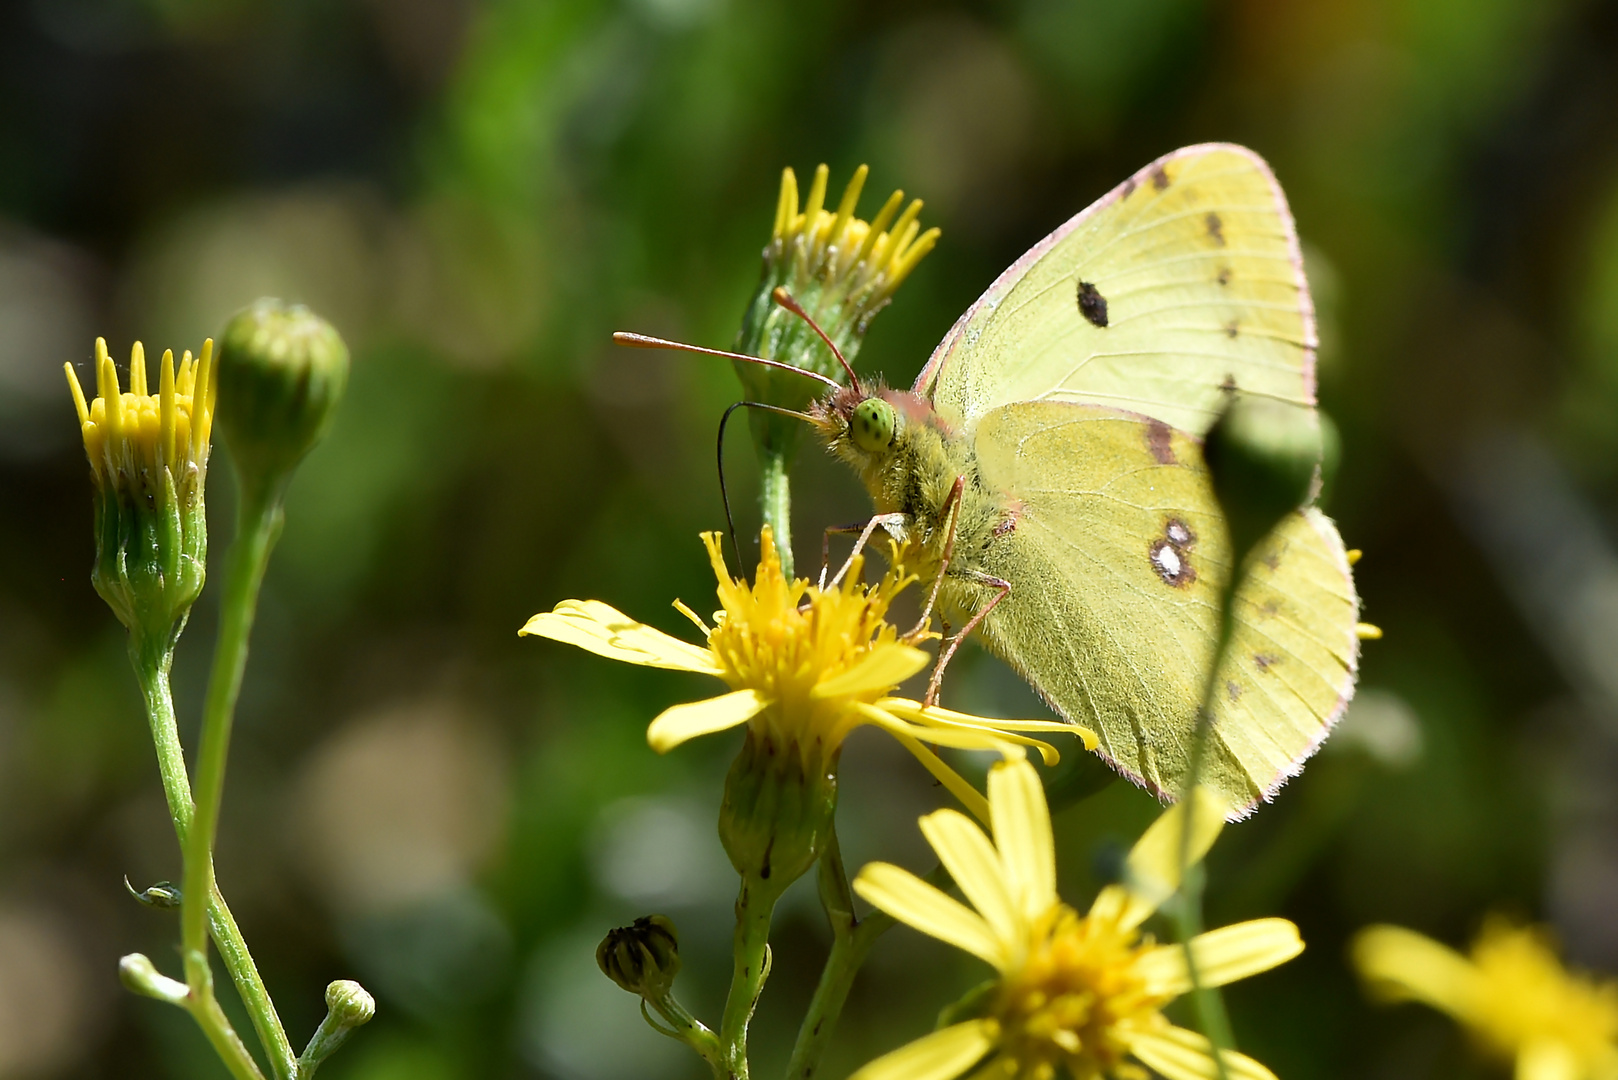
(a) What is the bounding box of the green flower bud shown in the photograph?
[718,727,838,900]
[324,980,376,1028]
[1203,394,1322,573]
[597,915,682,1000]
[66,338,215,654]
[119,953,190,1005]
[215,299,348,499]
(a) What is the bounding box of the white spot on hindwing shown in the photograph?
[1149,517,1197,587]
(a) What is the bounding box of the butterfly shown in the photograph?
[802,144,1361,819]
[621,144,1361,818]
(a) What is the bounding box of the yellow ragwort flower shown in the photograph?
[1354,918,1618,1080]
[520,527,1092,823]
[770,163,940,320]
[851,760,1302,1080]
[66,337,216,496]
[66,337,216,644]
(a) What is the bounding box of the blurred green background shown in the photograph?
[3,0,1617,1077]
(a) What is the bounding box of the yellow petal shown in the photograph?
[857,703,1050,763]
[1517,1042,1580,1080]
[1136,919,1304,996]
[646,689,769,753]
[814,644,930,699]
[848,1020,998,1080]
[1350,925,1482,1023]
[521,600,722,674]
[988,760,1056,922]
[920,809,1020,946]
[1095,786,1226,929]
[853,863,1004,968]
[876,721,992,823]
[881,699,1099,748]
[1127,1025,1277,1080]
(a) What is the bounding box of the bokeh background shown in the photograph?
[3,0,1618,1076]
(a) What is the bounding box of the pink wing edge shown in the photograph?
[912,142,1320,409]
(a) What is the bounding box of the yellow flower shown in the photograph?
[1353,919,1618,1080]
[520,527,1092,824]
[770,163,940,318]
[850,760,1302,1080]
[66,338,217,645]
[66,337,216,495]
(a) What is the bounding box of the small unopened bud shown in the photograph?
[718,728,838,897]
[597,915,681,1000]
[216,299,348,498]
[119,953,189,1005]
[1203,394,1321,571]
[324,980,376,1027]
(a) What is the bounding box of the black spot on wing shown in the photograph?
[1122,177,1136,198]
[1146,420,1175,465]
[1077,281,1109,328]
[1205,212,1225,247]
[1225,319,1240,339]
[1150,163,1170,191]
[1216,266,1232,286]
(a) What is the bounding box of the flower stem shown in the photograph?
[133,641,296,1080]
[180,486,284,1027]
[1174,590,1240,1080]
[786,832,897,1080]
[720,875,778,1080]
[759,449,794,580]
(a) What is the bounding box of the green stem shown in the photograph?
[1173,588,1240,1080]
[189,983,269,1080]
[133,638,297,1080]
[720,876,778,1080]
[180,487,283,1004]
[646,995,724,1078]
[759,449,793,579]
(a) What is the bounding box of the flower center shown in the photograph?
[996,906,1165,1074]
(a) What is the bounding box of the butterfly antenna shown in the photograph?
[770,288,861,394]
[717,400,818,571]
[612,332,841,391]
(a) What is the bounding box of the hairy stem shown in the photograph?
[1174,587,1240,1080]
[180,487,283,1012]
[133,642,295,1080]
[759,449,793,579]
[721,876,778,1080]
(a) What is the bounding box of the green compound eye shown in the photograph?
[851,398,897,453]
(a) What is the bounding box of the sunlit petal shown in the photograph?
[988,760,1056,921]
[854,863,1005,968]
[1136,919,1304,996]
[521,600,722,674]
[813,644,929,698]
[1351,925,1483,1023]
[1102,785,1226,929]
[848,1020,998,1080]
[877,720,992,823]
[1518,1041,1581,1080]
[646,689,770,752]
[1127,1025,1277,1080]
[920,809,1020,945]
[881,698,1098,748]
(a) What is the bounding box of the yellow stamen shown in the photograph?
[1356,623,1383,640]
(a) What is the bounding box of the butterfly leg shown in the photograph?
[924,571,1011,708]
[904,476,966,641]
[827,513,908,589]
[820,520,876,589]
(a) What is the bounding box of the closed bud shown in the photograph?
[324,979,376,1027]
[216,299,348,499]
[119,953,189,1005]
[718,728,838,900]
[597,915,681,1000]
[1203,394,1321,573]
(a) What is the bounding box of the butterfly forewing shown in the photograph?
[959,403,1358,815]
[919,144,1315,438]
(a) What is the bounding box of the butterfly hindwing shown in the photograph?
[918,144,1315,438]
[954,402,1359,815]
